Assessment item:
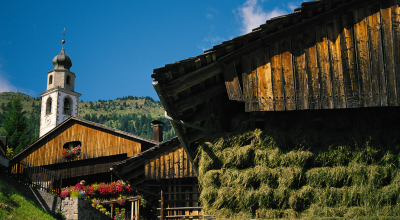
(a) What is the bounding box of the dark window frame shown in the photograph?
[63,97,72,115]
[46,97,52,115]
[66,75,71,85]
[63,141,81,150]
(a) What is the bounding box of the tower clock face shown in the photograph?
[45,116,51,125]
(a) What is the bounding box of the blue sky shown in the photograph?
[0,0,305,101]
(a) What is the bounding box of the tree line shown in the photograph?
[81,112,175,140]
[0,94,40,156]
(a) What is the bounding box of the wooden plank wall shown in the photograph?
[145,145,197,180]
[234,1,400,112]
[19,122,142,168]
[160,178,202,220]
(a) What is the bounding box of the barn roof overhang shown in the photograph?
[112,136,180,183]
[151,0,390,166]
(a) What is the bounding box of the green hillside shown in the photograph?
[0,92,175,148]
[0,173,61,220]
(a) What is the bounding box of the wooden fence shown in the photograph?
[10,161,63,196]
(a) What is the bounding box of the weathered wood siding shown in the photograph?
[231,1,400,112]
[19,121,142,167]
[145,145,196,180]
[160,178,202,220]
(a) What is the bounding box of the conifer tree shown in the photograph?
[1,93,30,155]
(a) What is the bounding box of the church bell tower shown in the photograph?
[39,33,81,137]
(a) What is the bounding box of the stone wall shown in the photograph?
[29,187,62,215]
[0,154,9,167]
[61,197,111,220]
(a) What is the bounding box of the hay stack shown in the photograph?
[198,128,400,219]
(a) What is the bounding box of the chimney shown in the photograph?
[151,120,164,142]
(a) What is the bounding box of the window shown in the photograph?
[63,98,72,115]
[66,75,70,85]
[46,97,52,115]
[63,141,81,150]
[49,75,53,85]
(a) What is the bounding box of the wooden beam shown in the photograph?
[256,46,274,111]
[163,215,204,218]
[153,82,199,176]
[161,191,200,195]
[366,1,385,107]
[340,12,359,108]
[222,62,244,101]
[315,23,334,109]
[161,62,222,96]
[159,200,199,203]
[292,32,308,110]
[125,169,145,181]
[353,6,373,107]
[326,17,346,108]
[157,207,203,210]
[165,112,205,132]
[116,161,145,176]
[112,169,156,196]
[160,189,164,220]
[381,0,398,106]
[187,130,203,144]
[174,83,226,113]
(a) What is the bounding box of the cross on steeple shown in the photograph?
[62,28,66,49]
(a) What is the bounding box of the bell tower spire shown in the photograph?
[39,30,81,137]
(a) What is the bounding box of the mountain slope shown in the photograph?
[0,92,175,146]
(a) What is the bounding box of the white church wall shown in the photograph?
[39,92,59,137]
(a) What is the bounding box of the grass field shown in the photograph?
[0,173,61,220]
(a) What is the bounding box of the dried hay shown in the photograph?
[198,112,400,219]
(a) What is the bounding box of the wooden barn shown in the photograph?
[112,135,207,219]
[10,116,159,186]
[151,0,400,165]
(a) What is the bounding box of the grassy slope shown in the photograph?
[0,92,41,114]
[0,174,59,220]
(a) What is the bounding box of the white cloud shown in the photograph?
[206,13,214,19]
[203,36,223,43]
[0,68,17,93]
[0,65,35,96]
[287,2,298,11]
[238,0,287,34]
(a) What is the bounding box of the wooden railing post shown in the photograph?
[160,189,164,220]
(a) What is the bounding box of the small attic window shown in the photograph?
[49,75,53,85]
[66,75,71,85]
[63,141,81,150]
